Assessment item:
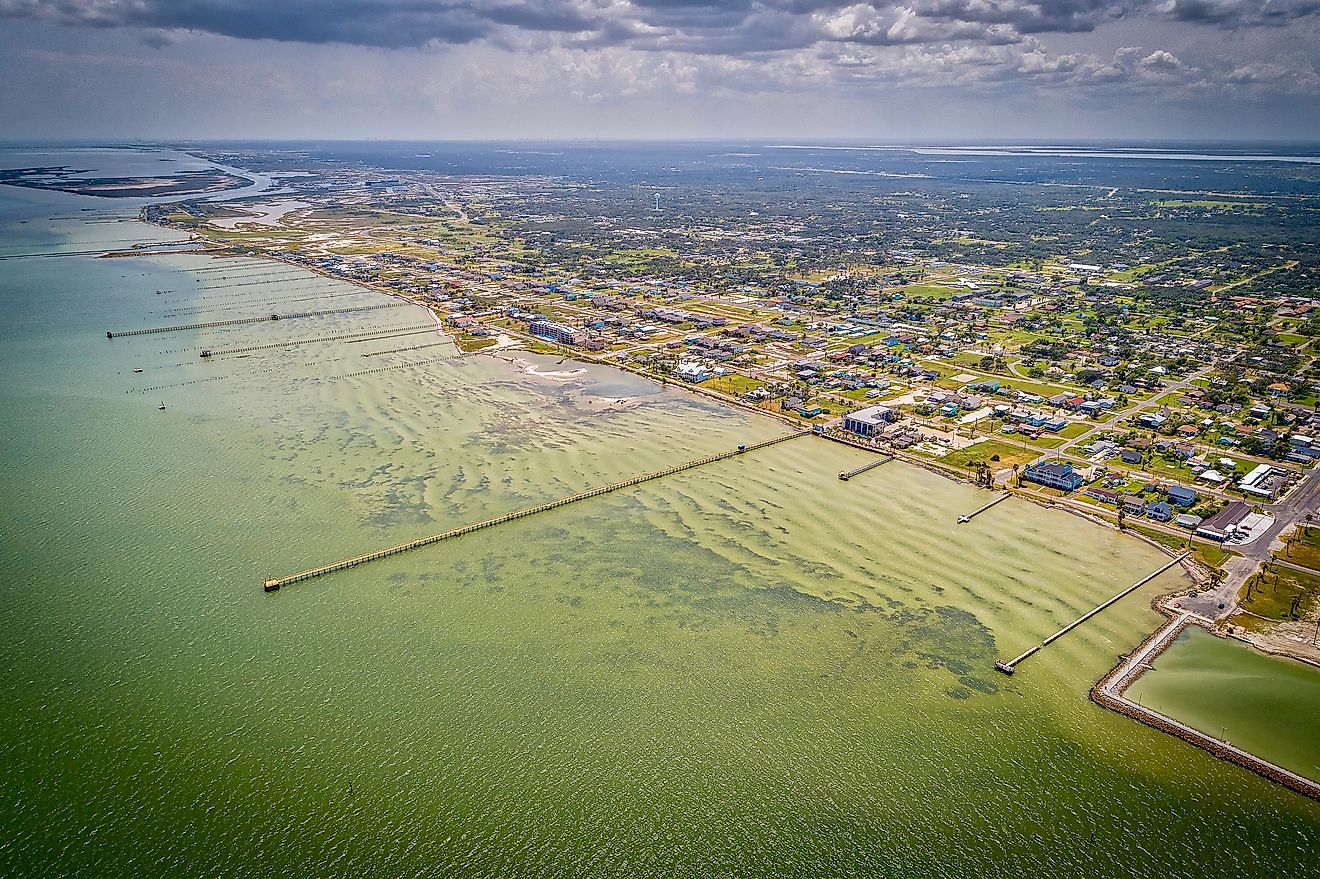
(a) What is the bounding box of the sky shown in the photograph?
[1,1,1319,141]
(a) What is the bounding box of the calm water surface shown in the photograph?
[1128,627,1320,781]
[1,149,1318,877]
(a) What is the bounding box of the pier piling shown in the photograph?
[958,492,1010,523]
[262,431,809,591]
[995,553,1189,675]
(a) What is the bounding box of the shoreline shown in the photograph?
[131,212,1320,800]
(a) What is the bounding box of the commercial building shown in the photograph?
[1239,463,1288,498]
[1195,501,1251,542]
[529,319,581,346]
[842,405,896,438]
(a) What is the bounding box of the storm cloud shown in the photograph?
[2,0,1316,51]
[0,0,1317,139]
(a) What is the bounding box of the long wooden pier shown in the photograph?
[200,324,437,358]
[995,553,1189,675]
[838,456,893,480]
[187,274,305,290]
[263,431,809,592]
[958,492,1009,523]
[105,301,405,338]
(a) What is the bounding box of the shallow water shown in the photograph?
[1128,627,1320,781]
[1,149,1317,878]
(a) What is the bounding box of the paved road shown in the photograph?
[1176,465,1320,620]
[1256,467,1320,559]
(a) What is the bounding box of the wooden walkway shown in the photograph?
[263,431,809,592]
[996,553,1190,674]
[200,324,437,357]
[838,456,893,480]
[106,301,405,338]
[958,492,1009,523]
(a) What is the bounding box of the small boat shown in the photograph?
[133,368,143,374]
[158,401,166,411]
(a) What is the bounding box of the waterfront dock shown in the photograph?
[996,552,1189,674]
[838,456,893,480]
[105,301,405,338]
[958,492,1009,523]
[263,431,809,591]
[199,323,437,357]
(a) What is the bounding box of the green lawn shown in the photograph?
[453,333,497,353]
[1127,524,1235,569]
[1240,565,1320,620]
[939,440,1038,472]
[699,373,765,397]
[923,359,1092,400]
[1279,527,1320,571]
[901,283,960,300]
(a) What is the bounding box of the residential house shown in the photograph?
[1166,485,1199,507]
[1023,461,1083,491]
[1085,486,1121,504]
[1146,501,1173,522]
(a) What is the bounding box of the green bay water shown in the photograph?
[1,151,1318,877]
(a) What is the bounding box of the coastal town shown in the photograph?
[8,0,1320,864]
[143,150,1320,672]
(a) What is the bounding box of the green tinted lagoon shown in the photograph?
[1128,626,1320,782]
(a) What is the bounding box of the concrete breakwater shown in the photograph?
[1091,614,1320,802]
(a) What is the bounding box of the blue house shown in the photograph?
[1166,485,1199,507]
[1146,501,1173,522]
[1023,461,1083,491]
